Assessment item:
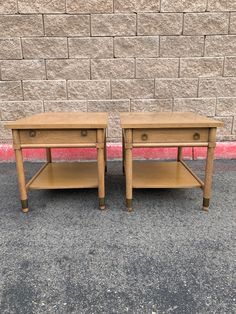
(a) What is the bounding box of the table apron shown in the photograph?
[133,142,209,148]
[18,129,97,146]
[132,128,209,144]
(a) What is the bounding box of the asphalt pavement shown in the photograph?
[0,160,235,314]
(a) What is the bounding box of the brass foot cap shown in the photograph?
[202,206,209,212]
[22,208,29,213]
[100,206,106,210]
[127,208,133,212]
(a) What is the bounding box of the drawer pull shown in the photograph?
[141,133,148,141]
[193,132,200,140]
[81,130,88,137]
[29,130,36,138]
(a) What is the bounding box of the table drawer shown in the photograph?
[133,128,209,143]
[19,129,97,145]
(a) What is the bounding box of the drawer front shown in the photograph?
[19,129,97,145]
[133,128,209,143]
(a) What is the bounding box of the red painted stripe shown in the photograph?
[0,142,235,161]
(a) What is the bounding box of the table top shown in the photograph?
[120,112,223,128]
[6,112,108,129]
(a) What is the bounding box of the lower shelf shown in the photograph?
[28,162,98,190]
[133,161,202,189]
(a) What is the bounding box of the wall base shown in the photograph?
[0,142,235,162]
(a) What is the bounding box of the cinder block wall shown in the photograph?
[0,0,236,143]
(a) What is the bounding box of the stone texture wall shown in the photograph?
[0,0,236,142]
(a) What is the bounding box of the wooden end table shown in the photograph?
[120,112,223,212]
[6,112,108,213]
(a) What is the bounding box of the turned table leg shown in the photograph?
[104,130,107,173]
[203,128,216,211]
[97,129,105,210]
[14,148,29,213]
[125,129,133,212]
[122,130,125,174]
[12,130,29,213]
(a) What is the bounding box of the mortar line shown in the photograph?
[222,56,226,77]
[153,78,156,99]
[89,58,92,80]
[111,78,113,100]
[65,80,69,100]
[178,58,181,78]
[21,80,24,101]
[172,98,174,112]
[113,36,115,58]
[67,37,69,59]
[197,78,200,98]
[44,59,48,80]
[42,14,46,36]
[19,37,24,59]
[89,14,92,36]
[16,0,19,13]
[42,100,46,113]
[203,35,206,57]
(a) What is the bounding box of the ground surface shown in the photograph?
[0,160,235,314]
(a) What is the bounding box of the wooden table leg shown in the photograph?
[122,130,125,174]
[104,129,107,173]
[125,129,133,212]
[97,129,105,210]
[46,148,52,162]
[177,147,183,161]
[14,148,29,213]
[12,130,29,213]
[203,128,216,211]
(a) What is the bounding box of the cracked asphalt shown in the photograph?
[0,160,235,314]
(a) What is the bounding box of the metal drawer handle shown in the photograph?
[193,132,200,140]
[81,130,88,137]
[29,130,36,138]
[141,133,148,141]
